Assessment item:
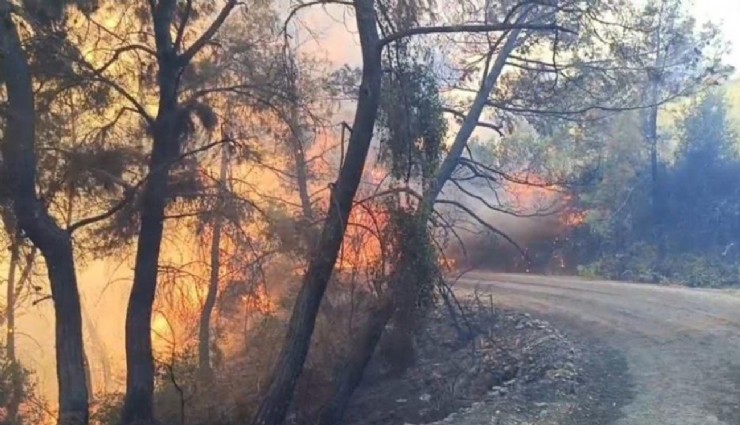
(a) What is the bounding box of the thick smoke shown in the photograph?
[436,176,568,271]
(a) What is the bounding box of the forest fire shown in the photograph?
[445,173,588,273]
[0,0,733,424]
[336,204,388,273]
[241,284,276,316]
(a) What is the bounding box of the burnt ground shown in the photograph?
[344,292,634,425]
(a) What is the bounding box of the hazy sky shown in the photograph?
[692,0,740,74]
[304,1,740,76]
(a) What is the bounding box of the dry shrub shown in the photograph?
[89,269,384,425]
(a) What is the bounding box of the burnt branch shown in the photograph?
[434,199,530,262]
[380,23,572,47]
[174,0,193,51]
[179,0,239,64]
[68,139,231,233]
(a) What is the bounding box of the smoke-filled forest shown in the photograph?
[0,0,738,424]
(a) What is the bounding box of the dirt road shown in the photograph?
[456,272,740,425]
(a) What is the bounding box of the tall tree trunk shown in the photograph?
[120,103,177,425]
[0,5,89,425]
[317,297,394,425]
[423,26,524,212]
[120,3,181,421]
[648,0,667,259]
[317,16,531,425]
[121,0,237,420]
[5,229,20,423]
[121,51,179,422]
[198,143,229,379]
[250,2,382,424]
[647,80,661,246]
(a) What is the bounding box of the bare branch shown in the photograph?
[442,107,503,135]
[174,0,193,51]
[379,23,571,47]
[448,178,559,217]
[179,0,239,64]
[73,47,155,124]
[67,183,141,234]
[434,199,530,262]
[457,158,565,188]
[87,75,155,125]
[282,0,353,36]
[92,44,157,75]
[355,187,423,205]
[68,140,231,232]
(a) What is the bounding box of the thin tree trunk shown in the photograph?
[647,81,661,242]
[198,143,229,379]
[290,107,314,223]
[250,2,382,424]
[6,230,19,361]
[5,229,20,423]
[121,0,237,418]
[82,301,113,394]
[0,5,89,424]
[120,2,181,421]
[648,0,666,259]
[317,297,394,425]
[423,26,524,212]
[284,48,313,223]
[121,117,175,425]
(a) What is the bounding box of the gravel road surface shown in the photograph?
[456,272,740,425]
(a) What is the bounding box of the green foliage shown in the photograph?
[578,242,661,283]
[386,207,438,312]
[579,250,740,288]
[677,90,737,161]
[378,206,440,371]
[377,63,447,182]
[662,255,740,288]
[573,88,740,288]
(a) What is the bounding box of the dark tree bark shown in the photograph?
[0,4,90,425]
[317,297,394,425]
[5,227,20,423]
[250,1,382,424]
[120,66,179,424]
[121,2,237,423]
[198,144,229,379]
[423,25,524,212]
[120,2,182,421]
